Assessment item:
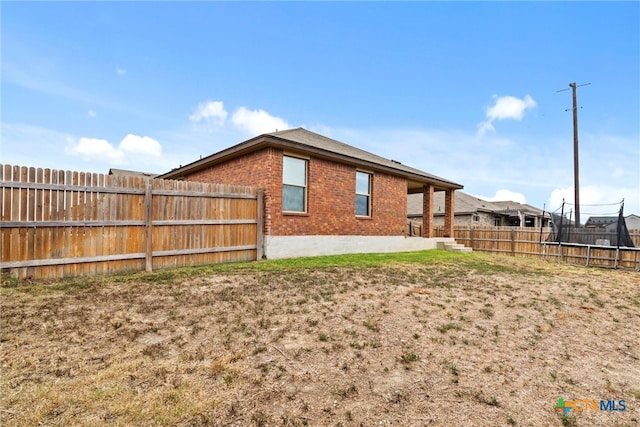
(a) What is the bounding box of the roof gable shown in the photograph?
[159,127,462,190]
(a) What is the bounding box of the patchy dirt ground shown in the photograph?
[1,252,639,426]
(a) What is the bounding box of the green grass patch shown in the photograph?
[1,250,548,296]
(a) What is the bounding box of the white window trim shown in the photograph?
[282,155,308,213]
[355,170,372,217]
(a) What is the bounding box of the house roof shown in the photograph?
[584,216,618,227]
[108,168,159,178]
[489,200,547,217]
[583,214,640,230]
[407,191,495,217]
[407,191,548,218]
[158,128,462,192]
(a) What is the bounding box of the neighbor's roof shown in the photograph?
[490,200,546,216]
[407,191,547,217]
[584,216,618,227]
[158,128,462,191]
[108,168,159,178]
[408,191,497,217]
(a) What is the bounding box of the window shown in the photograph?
[282,156,307,212]
[355,171,371,216]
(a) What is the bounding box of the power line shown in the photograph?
[579,211,621,216]
[562,200,622,207]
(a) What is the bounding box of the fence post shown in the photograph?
[586,245,591,267]
[558,243,562,264]
[144,179,153,272]
[511,228,516,257]
[256,189,264,260]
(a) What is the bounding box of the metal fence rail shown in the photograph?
[436,226,640,271]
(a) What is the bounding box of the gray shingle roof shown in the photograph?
[408,191,497,216]
[407,191,546,217]
[160,127,462,190]
[489,200,546,216]
[584,216,618,227]
[268,128,458,187]
[108,168,159,178]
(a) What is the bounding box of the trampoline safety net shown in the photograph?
[547,203,635,248]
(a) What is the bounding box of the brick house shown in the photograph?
[159,128,462,258]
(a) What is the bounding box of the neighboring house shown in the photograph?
[585,214,640,231]
[158,128,463,258]
[490,200,551,228]
[108,168,159,178]
[585,216,618,229]
[407,191,550,228]
[626,214,640,230]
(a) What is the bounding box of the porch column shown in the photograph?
[444,189,455,237]
[422,184,434,238]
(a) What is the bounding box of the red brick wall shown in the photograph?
[182,148,407,236]
[184,147,280,235]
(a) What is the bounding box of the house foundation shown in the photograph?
[264,235,457,259]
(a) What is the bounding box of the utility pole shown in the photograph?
[558,82,590,227]
[570,82,581,227]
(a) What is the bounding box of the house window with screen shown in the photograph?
[282,156,307,212]
[355,171,372,216]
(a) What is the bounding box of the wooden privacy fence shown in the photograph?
[437,226,640,271]
[1,164,263,279]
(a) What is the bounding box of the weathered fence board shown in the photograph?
[1,164,262,279]
[437,225,640,271]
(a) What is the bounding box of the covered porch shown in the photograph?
[407,179,461,239]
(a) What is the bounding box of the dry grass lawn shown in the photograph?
[1,251,639,426]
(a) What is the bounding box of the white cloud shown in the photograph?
[550,185,616,210]
[231,107,290,135]
[548,184,637,223]
[478,94,537,136]
[186,100,290,135]
[116,66,126,76]
[477,120,495,136]
[67,137,123,162]
[66,134,162,164]
[189,101,228,126]
[487,94,537,121]
[612,167,625,178]
[481,189,527,204]
[119,134,162,157]
[87,110,96,118]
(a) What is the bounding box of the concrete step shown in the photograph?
[437,240,473,253]
[444,243,473,253]
[451,245,473,253]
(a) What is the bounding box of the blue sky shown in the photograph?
[2,1,639,220]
